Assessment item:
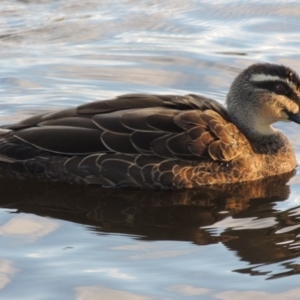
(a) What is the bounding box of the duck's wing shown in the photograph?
[2,94,245,162]
[6,94,226,128]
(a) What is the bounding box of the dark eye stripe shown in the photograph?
[253,80,300,103]
[253,80,290,94]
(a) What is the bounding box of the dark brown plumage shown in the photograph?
[0,63,300,188]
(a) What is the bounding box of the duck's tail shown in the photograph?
[0,129,17,163]
[0,128,11,136]
[0,155,17,163]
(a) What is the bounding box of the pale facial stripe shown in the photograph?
[251,73,297,89]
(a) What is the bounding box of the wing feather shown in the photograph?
[13,126,106,154]
[38,117,98,129]
[1,93,243,163]
[100,132,139,153]
[130,132,166,153]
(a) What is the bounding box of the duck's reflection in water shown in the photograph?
[0,172,299,279]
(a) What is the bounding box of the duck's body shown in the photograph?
[0,63,300,188]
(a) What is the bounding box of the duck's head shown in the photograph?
[226,63,300,140]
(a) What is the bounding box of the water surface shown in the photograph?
[1,0,300,299]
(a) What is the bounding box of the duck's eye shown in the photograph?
[274,83,287,94]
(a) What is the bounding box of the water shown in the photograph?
[1,0,300,299]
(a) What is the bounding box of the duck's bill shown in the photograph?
[288,112,300,124]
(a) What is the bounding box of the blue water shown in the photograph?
[1,0,300,299]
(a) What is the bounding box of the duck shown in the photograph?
[0,63,299,189]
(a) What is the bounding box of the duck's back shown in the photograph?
[0,94,248,188]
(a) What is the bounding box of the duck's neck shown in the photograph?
[241,118,277,142]
[227,111,286,153]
